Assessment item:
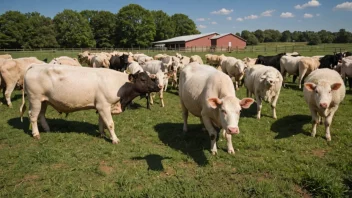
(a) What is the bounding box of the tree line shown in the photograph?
[0,4,199,49]
[1,3,351,49]
[237,29,352,46]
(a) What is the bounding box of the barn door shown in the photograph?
[228,42,232,47]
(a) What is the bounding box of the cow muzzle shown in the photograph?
[227,127,239,134]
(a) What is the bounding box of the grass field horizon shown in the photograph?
[0,49,352,197]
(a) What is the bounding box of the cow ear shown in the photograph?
[260,75,267,81]
[128,74,137,82]
[331,83,342,91]
[304,83,316,92]
[208,98,222,109]
[240,98,254,109]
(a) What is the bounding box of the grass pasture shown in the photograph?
[0,49,352,197]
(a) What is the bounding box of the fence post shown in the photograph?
[276,45,278,53]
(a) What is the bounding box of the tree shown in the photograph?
[254,29,265,43]
[171,13,199,37]
[23,12,59,49]
[235,32,241,37]
[334,29,352,43]
[241,30,251,40]
[115,4,156,48]
[247,34,259,45]
[291,31,302,42]
[318,30,334,43]
[80,10,99,23]
[90,11,116,48]
[151,10,175,41]
[280,30,291,42]
[53,9,95,48]
[307,33,321,45]
[264,29,281,42]
[0,11,27,48]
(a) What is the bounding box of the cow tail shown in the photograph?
[20,83,26,123]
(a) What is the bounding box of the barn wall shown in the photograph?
[185,33,218,47]
[216,35,246,49]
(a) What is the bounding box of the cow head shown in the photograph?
[128,71,161,93]
[255,56,265,64]
[208,96,254,135]
[304,81,342,111]
[260,70,281,87]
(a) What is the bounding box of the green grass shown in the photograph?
[0,50,352,197]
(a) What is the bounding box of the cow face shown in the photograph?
[208,96,254,135]
[260,71,281,88]
[128,71,161,93]
[304,81,342,112]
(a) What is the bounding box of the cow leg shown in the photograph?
[324,106,338,141]
[199,117,206,132]
[97,109,119,144]
[146,93,150,110]
[201,115,218,155]
[159,89,164,107]
[38,102,50,132]
[271,91,280,119]
[256,95,262,119]
[149,93,154,105]
[348,77,352,90]
[181,101,188,133]
[281,70,287,87]
[309,107,319,138]
[224,131,235,154]
[298,68,308,89]
[28,99,42,139]
[292,75,297,83]
[98,115,106,137]
[4,82,16,108]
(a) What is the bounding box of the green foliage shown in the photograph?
[171,13,200,37]
[23,12,59,49]
[0,11,27,48]
[318,30,335,43]
[281,30,292,42]
[53,9,96,48]
[241,30,251,40]
[90,11,116,48]
[301,167,348,197]
[246,34,259,45]
[115,4,156,47]
[254,29,265,43]
[80,10,98,23]
[334,29,352,43]
[307,33,322,45]
[151,10,175,41]
[264,29,282,42]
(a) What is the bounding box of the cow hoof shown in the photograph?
[311,133,316,137]
[256,116,261,120]
[326,137,331,141]
[273,116,277,119]
[8,104,13,108]
[33,135,41,140]
[211,151,217,155]
[112,139,120,144]
[228,149,235,154]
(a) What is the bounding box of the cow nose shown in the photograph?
[320,103,328,108]
[158,84,163,89]
[227,127,239,134]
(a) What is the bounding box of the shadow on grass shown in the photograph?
[166,89,179,96]
[154,123,209,166]
[8,117,111,142]
[240,101,273,119]
[1,93,23,105]
[283,83,302,91]
[271,114,311,139]
[131,154,172,171]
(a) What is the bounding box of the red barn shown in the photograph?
[152,32,246,50]
[210,33,246,49]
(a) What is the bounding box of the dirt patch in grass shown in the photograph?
[257,172,271,182]
[51,163,68,170]
[160,167,176,177]
[0,143,8,150]
[294,184,312,198]
[99,161,114,175]
[311,149,326,158]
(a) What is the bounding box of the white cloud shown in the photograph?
[196,18,205,21]
[207,18,211,20]
[316,13,320,16]
[211,8,233,15]
[295,0,321,9]
[198,25,207,29]
[261,10,275,17]
[236,17,243,22]
[280,12,295,18]
[334,2,352,11]
[226,17,232,20]
[304,13,314,18]
[244,15,259,20]
[211,21,217,25]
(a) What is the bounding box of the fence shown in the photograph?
[1,44,352,55]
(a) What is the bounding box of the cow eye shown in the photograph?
[221,110,227,114]
[315,90,318,94]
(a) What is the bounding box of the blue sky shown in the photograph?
[1,0,352,34]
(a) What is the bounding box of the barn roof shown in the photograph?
[210,33,246,42]
[153,32,218,44]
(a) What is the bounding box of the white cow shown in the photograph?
[244,65,283,119]
[20,64,161,143]
[303,69,345,141]
[280,55,303,86]
[179,64,254,155]
[220,57,246,90]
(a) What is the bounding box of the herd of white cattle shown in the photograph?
[0,51,351,155]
